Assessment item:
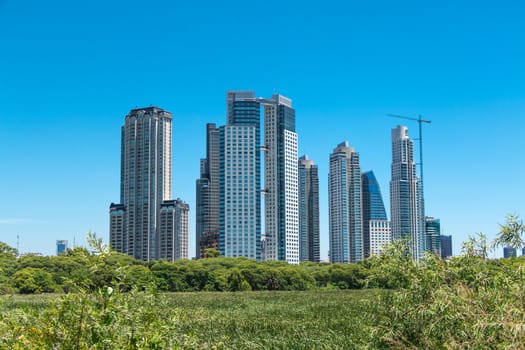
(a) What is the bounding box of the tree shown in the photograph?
[0,241,18,258]
[203,248,220,258]
[462,232,489,259]
[492,213,525,256]
[12,267,57,294]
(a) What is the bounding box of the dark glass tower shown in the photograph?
[425,216,441,257]
[440,235,452,259]
[196,123,220,258]
[361,171,388,258]
[298,155,320,262]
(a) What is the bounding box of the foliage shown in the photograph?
[461,232,489,259]
[371,250,525,349]
[492,213,525,254]
[1,290,376,349]
[12,268,57,294]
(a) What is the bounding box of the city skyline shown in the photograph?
[1,1,524,259]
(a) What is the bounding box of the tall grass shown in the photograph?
[0,290,378,349]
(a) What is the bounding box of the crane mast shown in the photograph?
[387,114,431,193]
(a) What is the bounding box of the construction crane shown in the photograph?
[387,114,432,196]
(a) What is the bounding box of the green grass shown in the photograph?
[163,290,378,349]
[1,290,380,349]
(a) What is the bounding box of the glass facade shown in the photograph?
[425,216,441,257]
[298,155,320,262]
[361,171,388,258]
[56,240,68,256]
[329,141,363,263]
[195,123,220,259]
[219,92,261,260]
[263,95,299,264]
[110,107,189,262]
[390,126,425,260]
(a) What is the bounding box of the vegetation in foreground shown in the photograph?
[1,214,525,348]
[1,290,377,349]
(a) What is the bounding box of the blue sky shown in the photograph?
[1,0,524,258]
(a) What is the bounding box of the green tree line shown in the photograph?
[1,214,524,295]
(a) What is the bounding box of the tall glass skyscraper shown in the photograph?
[390,125,425,260]
[219,92,262,260]
[362,171,389,258]
[262,94,299,264]
[196,123,220,259]
[298,155,320,262]
[110,106,188,261]
[329,141,363,263]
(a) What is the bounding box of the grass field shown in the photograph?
[1,290,380,349]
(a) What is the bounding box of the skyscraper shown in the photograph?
[159,199,189,260]
[425,216,441,257]
[219,91,261,260]
[196,123,220,259]
[110,106,188,261]
[262,94,299,264]
[390,125,425,260]
[361,171,389,258]
[298,155,320,262]
[329,141,363,263]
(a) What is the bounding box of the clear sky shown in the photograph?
[1,0,524,259]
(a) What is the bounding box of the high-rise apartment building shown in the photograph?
[298,155,320,262]
[390,125,425,260]
[262,94,299,264]
[110,106,188,261]
[159,199,189,260]
[361,171,389,258]
[425,216,441,257]
[329,141,363,263]
[219,91,261,260]
[440,234,452,259]
[196,123,220,258]
[109,203,125,253]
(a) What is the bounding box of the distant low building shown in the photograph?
[425,217,441,257]
[369,220,392,256]
[56,240,68,255]
[440,235,452,259]
[503,247,517,258]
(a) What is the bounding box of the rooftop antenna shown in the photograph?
[387,114,432,199]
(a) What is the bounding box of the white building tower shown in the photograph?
[261,94,299,264]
